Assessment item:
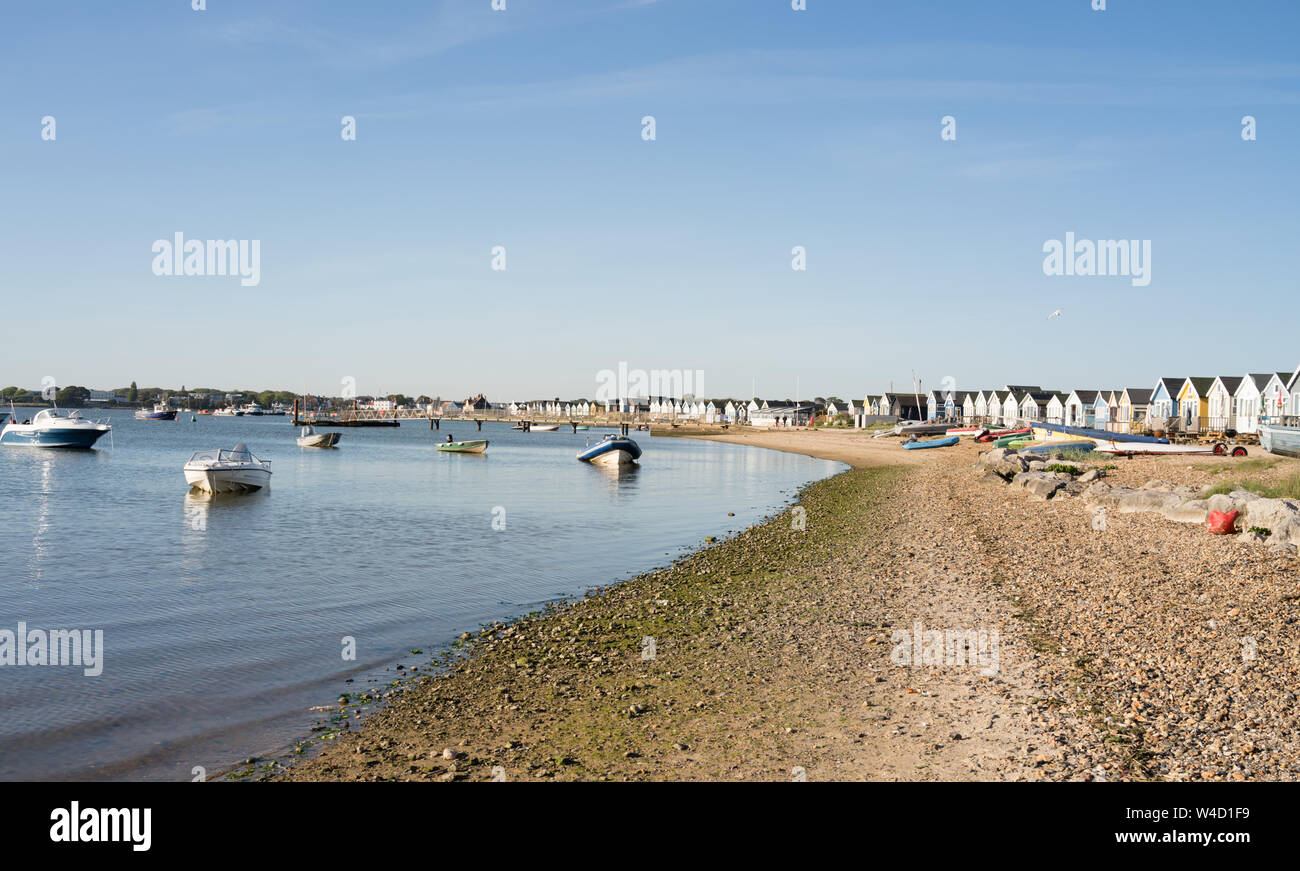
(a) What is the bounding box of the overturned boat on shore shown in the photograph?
[1259,417,1300,459]
[1030,421,1168,445]
[894,422,950,437]
[902,435,958,450]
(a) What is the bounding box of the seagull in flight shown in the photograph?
[1047,309,1062,320]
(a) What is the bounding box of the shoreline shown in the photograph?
[266,431,1300,781]
[268,431,1049,782]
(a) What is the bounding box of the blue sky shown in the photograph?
[1,0,1296,401]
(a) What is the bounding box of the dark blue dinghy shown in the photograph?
[577,434,642,466]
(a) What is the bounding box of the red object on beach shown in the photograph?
[1207,510,1239,535]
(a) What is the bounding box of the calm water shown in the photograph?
[0,409,842,780]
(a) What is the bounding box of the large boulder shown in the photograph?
[1082,481,1120,505]
[1240,497,1300,533]
[1161,499,1210,524]
[1012,471,1068,500]
[1116,489,1183,514]
[1268,516,1300,547]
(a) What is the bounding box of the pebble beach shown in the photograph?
[266,431,1300,782]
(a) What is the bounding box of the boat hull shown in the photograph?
[902,436,959,450]
[578,437,642,464]
[297,433,341,448]
[0,425,108,448]
[1257,422,1300,458]
[532,425,559,432]
[1031,421,1168,445]
[184,467,271,493]
[135,410,178,420]
[1093,440,1223,456]
[438,439,488,453]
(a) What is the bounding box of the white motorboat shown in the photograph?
[1,407,112,448]
[184,443,272,493]
[531,424,560,432]
[296,426,340,448]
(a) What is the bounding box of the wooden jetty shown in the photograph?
[291,400,649,435]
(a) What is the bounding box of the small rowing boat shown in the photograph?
[896,422,951,436]
[297,426,341,448]
[531,425,559,432]
[975,427,1030,443]
[438,439,489,454]
[902,436,959,450]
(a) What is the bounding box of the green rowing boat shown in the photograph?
[437,439,489,454]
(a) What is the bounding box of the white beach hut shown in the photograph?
[1234,374,1273,434]
[1045,393,1066,424]
[1207,377,1242,433]
[1261,372,1292,421]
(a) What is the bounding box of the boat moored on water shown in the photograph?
[577,434,642,465]
[438,438,489,454]
[0,408,112,448]
[531,424,560,432]
[135,402,178,421]
[1259,417,1300,459]
[296,426,341,448]
[213,407,243,417]
[184,443,271,493]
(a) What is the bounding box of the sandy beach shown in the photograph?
[264,429,1300,782]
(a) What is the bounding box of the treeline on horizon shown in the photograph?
[2,382,852,409]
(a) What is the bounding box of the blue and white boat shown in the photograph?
[0,408,112,448]
[577,434,642,465]
[1259,416,1300,459]
[135,402,178,421]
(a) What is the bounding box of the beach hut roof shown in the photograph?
[1124,387,1153,404]
[1004,384,1042,393]
[1214,376,1244,395]
[1070,389,1099,403]
[1287,365,1300,392]
[1155,377,1183,399]
[1242,373,1275,393]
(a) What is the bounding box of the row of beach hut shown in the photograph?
[854,366,1300,436]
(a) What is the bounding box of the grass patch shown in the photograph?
[1044,463,1082,475]
[1196,472,1300,500]
[1209,457,1278,476]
